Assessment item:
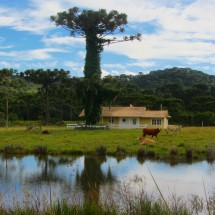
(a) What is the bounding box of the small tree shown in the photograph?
[22,69,70,125]
[0,69,26,128]
[51,7,141,124]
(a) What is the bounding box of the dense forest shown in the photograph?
[0,67,215,126]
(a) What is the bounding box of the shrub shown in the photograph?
[42,130,50,134]
[3,145,25,154]
[34,145,47,154]
[207,146,215,161]
[186,148,193,159]
[169,147,178,159]
[146,150,155,158]
[96,145,107,156]
[137,149,146,157]
[115,146,126,156]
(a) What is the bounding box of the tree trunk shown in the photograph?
[83,32,103,125]
[60,104,63,121]
[6,97,8,128]
[45,89,50,125]
[84,32,102,78]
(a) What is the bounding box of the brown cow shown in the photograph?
[137,136,156,145]
[143,128,161,139]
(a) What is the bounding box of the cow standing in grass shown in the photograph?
[143,128,161,139]
[166,125,182,135]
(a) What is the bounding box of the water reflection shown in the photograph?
[76,156,115,203]
[0,154,214,209]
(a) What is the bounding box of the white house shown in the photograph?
[80,106,170,129]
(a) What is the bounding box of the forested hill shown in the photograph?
[1,67,215,126]
[127,67,215,89]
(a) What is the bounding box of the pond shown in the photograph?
[0,154,214,209]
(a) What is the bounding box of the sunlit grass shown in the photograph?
[0,126,214,159]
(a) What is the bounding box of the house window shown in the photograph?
[152,118,162,125]
[122,118,126,122]
[133,118,137,125]
[109,118,114,123]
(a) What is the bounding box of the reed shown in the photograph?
[1,174,215,215]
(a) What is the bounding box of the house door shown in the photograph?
[131,118,139,128]
[119,118,139,128]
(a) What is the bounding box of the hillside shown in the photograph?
[129,67,215,89]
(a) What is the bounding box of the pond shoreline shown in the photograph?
[0,126,215,160]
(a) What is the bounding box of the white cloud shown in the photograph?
[0,48,68,60]
[111,69,137,76]
[0,45,13,49]
[104,32,215,65]
[78,51,85,59]
[0,61,20,68]
[101,69,111,78]
[1,0,215,74]
[103,63,126,69]
[129,61,156,67]
[0,2,56,34]
[64,61,80,68]
[23,61,58,69]
[42,36,84,46]
[1,0,215,38]
[25,48,66,60]
[0,51,16,57]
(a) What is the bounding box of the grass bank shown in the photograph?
[0,126,215,159]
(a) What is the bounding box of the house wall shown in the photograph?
[140,118,168,129]
[102,117,120,128]
[102,117,168,129]
[163,118,169,129]
[118,117,139,128]
[139,118,151,128]
[102,117,139,128]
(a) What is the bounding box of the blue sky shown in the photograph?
[1,0,215,77]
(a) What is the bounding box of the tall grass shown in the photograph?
[0,176,214,215]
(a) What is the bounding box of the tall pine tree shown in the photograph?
[51,7,141,124]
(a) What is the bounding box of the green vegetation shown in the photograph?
[50,7,141,125]
[0,178,214,215]
[0,126,214,160]
[1,67,215,127]
[0,125,214,214]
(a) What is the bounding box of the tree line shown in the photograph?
[0,67,215,127]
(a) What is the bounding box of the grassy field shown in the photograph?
[0,126,214,159]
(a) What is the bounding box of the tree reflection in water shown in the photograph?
[76,156,116,204]
[1,154,213,210]
[14,155,116,206]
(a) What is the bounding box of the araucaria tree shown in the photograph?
[51,7,141,124]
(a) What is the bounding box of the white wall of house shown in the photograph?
[106,117,168,129]
[118,117,139,128]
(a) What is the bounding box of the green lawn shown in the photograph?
[0,126,214,159]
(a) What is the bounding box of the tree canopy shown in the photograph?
[0,67,215,127]
[51,7,141,124]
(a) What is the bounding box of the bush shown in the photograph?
[169,147,178,159]
[3,145,25,154]
[146,150,155,158]
[115,146,126,156]
[137,149,146,157]
[34,145,47,154]
[186,148,193,159]
[96,145,107,156]
[207,146,215,161]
